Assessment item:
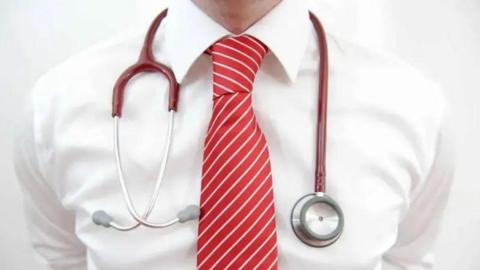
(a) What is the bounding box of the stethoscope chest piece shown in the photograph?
[291,192,344,247]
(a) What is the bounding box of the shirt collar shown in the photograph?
[162,0,310,83]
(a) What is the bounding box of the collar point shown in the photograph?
[174,70,188,85]
[285,68,300,84]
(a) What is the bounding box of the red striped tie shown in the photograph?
[196,35,279,270]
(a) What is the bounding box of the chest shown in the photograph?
[42,55,430,269]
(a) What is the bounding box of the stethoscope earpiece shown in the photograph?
[177,205,201,223]
[92,210,114,228]
[92,205,200,231]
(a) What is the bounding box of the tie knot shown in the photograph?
[210,35,268,97]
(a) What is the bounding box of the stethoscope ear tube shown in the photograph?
[93,9,192,231]
[112,9,179,118]
[91,112,200,231]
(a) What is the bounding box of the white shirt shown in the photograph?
[14,0,454,269]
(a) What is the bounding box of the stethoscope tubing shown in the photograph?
[95,9,343,248]
[310,11,329,194]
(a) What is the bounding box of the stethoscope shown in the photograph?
[92,9,344,248]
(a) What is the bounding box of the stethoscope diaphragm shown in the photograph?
[291,192,344,247]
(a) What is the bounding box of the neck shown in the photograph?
[192,0,281,34]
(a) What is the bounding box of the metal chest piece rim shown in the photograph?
[291,192,344,247]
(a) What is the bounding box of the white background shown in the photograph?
[0,0,479,269]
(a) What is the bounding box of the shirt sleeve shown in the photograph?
[382,93,455,269]
[13,83,87,270]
